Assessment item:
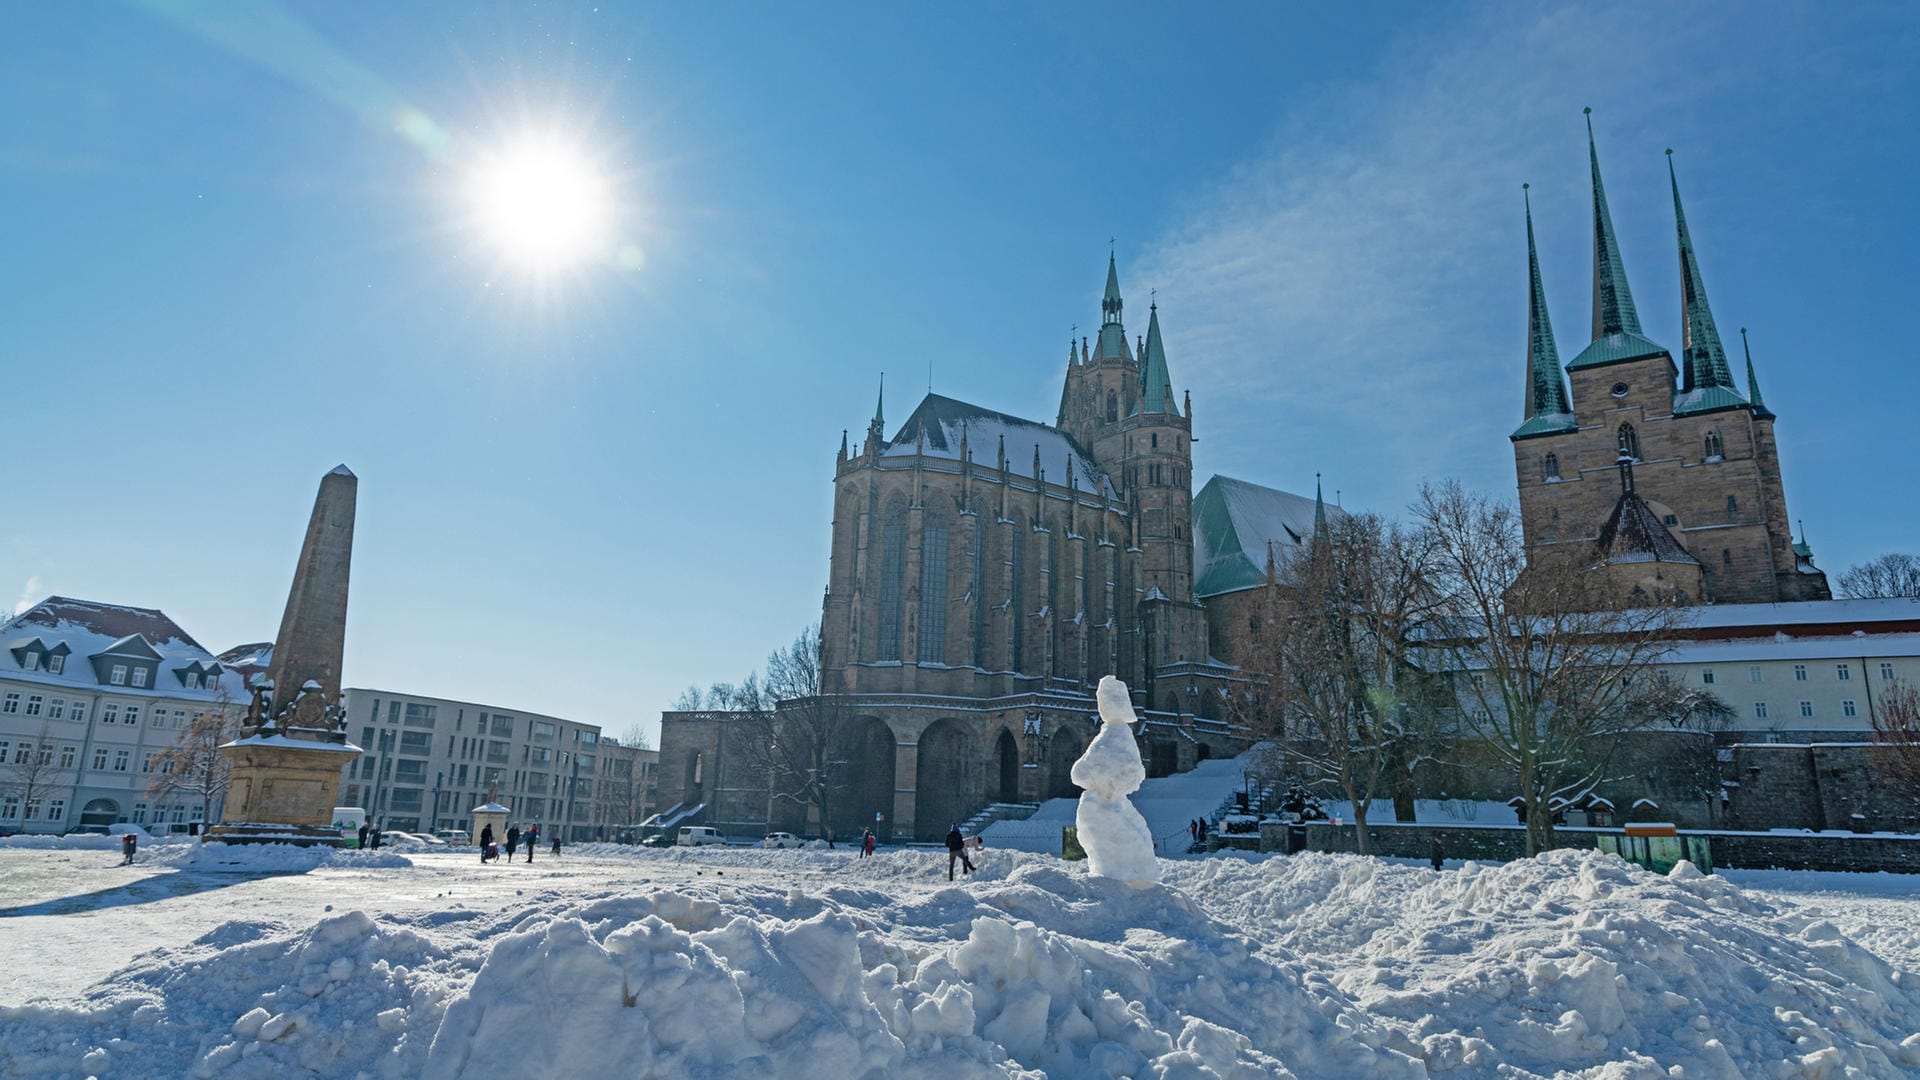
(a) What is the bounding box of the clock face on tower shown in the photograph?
[1611,382,1630,398]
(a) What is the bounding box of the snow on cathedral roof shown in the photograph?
[884,394,1117,499]
[1192,475,1347,597]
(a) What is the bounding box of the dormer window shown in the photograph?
[47,654,63,674]
[110,664,127,686]
[131,667,149,688]
[22,651,39,672]
[187,673,202,690]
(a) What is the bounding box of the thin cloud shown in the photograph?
[1133,4,1846,514]
[13,575,42,616]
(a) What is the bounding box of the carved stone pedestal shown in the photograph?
[206,735,363,846]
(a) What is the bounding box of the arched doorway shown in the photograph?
[80,798,119,828]
[915,718,973,841]
[1047,727,1085,800]
[994,728,1020,804]
[839,717,897,839]
[1196,743,1212,762]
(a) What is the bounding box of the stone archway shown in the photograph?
[915,718,973,841]
[994,728,1020,804]
[80,798,119,828]
[1047,727,1085,800]
[837,717,897,839]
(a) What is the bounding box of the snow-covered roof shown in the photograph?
[882,394,1117,499]
[1659,631,1920,665]
[1191,475,1346,597]
[1678,597,1920,633]
[0,596,250,700]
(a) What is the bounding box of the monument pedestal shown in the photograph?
[206,734,363,846]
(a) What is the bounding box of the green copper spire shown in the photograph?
[1514,185,1576,440]
[1139,299,1172,413]
[1742,327,1775,420]
[1669,151,1747,416]
[1313,473,1329,546]
[1568,110,1667,370]
[1096,251,1131,360]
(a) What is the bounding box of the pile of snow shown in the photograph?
[7,845,1920,1077]
[139,842,415,872]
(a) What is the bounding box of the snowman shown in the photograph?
[1070,675,1161,886]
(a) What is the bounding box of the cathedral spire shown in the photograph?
[867,373,886,449]
[1514,184,1576,440]
[1742,327,1776,420]
[1102,250,1123,326]
[1313,473,1329,546]
[1095,251,1131,361]
[1587,109,1643,340]
[1669,151,1740,403]
[1139,299,1173,413]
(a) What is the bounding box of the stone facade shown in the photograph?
[1723,742,1920,833]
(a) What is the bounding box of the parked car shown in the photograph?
[383,831,446,847]
[677,826,724,847]
[761,832,804,849]
[65,824,111,836]
[435,829,470,846]
[640,833,672,848]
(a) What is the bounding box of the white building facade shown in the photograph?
[0,597,246,834]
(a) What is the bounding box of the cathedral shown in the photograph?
[1511,114,1829,604]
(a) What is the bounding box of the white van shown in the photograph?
[677,826,724,847]
[333,807,367,846]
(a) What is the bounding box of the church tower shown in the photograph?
[1511,113,1829,604]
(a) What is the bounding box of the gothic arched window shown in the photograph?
[876,498,908,661]
[918,514,949,664]
[1543,452,1561,481]
[1009,515,1027,671]
[1704,431,1724,460]
[1105,391,1117,424]
[1617,423,1640,460]
[970,523,987,669]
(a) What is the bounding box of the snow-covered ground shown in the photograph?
[5,837,1920,1078]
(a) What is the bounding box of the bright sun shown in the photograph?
[469,136,611,271]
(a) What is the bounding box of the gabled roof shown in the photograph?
[1596,491,1698,566]
[0,596,248,699]
[7,595,205,651]
[1192,475,1346,597]
[885,394,1116,499]
[97,633,164,660]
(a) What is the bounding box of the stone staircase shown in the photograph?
[960,802,1040,837]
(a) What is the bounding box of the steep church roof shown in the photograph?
[1192,475,1346,597]
[1095,252,1132,361]
[1138,302,1173,414]
[885,393,1117,498]
[1514,185,1577,440]
[1668,152,1749,417]
[1568,111,1668,371]
[1596,490,1698,566]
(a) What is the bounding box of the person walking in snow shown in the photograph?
[120,831,137,865]
[1429,835,1445,872]
[861,828,876,858]
[525,826,536,863]
[480,824,496,863]
[358,822,370,849]
[550,834,561,856]
[945,825,974,880]
[1189,819,1198,845]
[369,824,382,850]
[506,825,520,860]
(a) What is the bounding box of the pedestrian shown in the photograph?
[369,824,382,850]
[506,825,520,860]
[550,834,561,856]
[525,826,536,863]
[357,823,370,849]
[120,831,137,866]
[1429,835,1445,872]
[862,828,876,858]
[1189,819,1198,844]
[480,824,496,863]
[1197,818,1207,843]
[945,824,974,881]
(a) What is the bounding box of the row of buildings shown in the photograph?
[0,596,655,837]
[652,117,1913,840]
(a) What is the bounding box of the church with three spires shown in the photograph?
[1512,111,1829,605]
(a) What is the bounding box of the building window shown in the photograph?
[1794,664,1807,681]
[92,747,108,770]
[133,803,148,824]
[1843,700,1858,718]
[1883,663,1897,681]
[1702,669,1715,685]
[0,796,16,820]
[876,498,908,662]
[1009,514,1027,667]
[48,654,64,674]
[1748,667,1762,684]
[1105,391,1117,424]
[1726,495,1738,516]
[131,666,148,688]
[23,695,40,717]
[1754,702,1769,719]
[1617,423,1639,460]
[124,706,140,725]
[1837,664,1852,681]
[1799,700,1815,718]
[919,515,950,662]
[110,664,127,685]
[22,652,39,671]
[1543,453,1560,481]
[971,527,988,669]
[2,693,19,714]
[47,698,64,720]
[68,703,85,724]
[1704,431,1724,460]
[103,703,119,724]
[58,745,75,768]
[46,799,64,824]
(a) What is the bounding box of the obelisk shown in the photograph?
[207,465,366,845]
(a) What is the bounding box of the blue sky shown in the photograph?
[4,2,1915,744]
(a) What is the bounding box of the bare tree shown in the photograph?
[1838,553,1920,600]
[721,625,867,846]
[0,720,66,832]
[1870,679,1920,803]
[1242,512,1444,854]
[147,693,239,826]
[1414,480,1695,855]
